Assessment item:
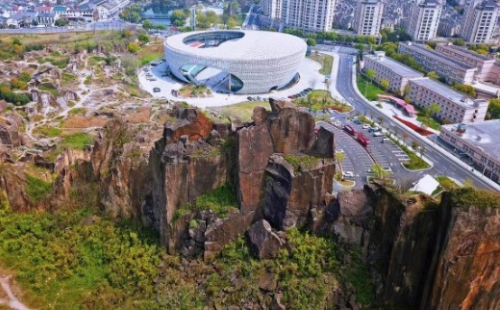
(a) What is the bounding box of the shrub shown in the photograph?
[25,174,52,203]
[127,42,141,54]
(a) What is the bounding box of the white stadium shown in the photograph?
[164,30,307,94]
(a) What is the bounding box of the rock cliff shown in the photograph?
[329,185,500,310]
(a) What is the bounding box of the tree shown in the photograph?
[427,103,442,117]
[402,131,409,144]
[426,71,439,80]
[487,98,500,119]
[380,79,390,92]
[142,19,154,29]
[453,83,476,97]
[55,18,69,27]
[366,69,376,84]
[371,163,391,181]
[306,38,316,46]
[138,34,150,43]
[453,39,466,46]
[365,68,376,96]
[335,151,346,175]
[170,9,186,27]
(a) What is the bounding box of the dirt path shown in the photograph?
[0,276,33,310]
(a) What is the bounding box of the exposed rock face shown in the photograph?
[423,195,500,310]
[0,114,23,147]
[261,154,335,230]
[354,186,500,310]
[147,107,234,252]
[247,219,283,259]
[237,114,274,213]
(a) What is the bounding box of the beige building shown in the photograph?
[461,0,500,44]
[353,0,384,36]
[363,51,424,95]
[281,0,336,32]
[440,120,500,184]
[408,77,489,124]
[435,43,500,84]
[398,42,477,84]
[406,0,442,42]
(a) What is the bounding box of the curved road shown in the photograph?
[334,53,499,192]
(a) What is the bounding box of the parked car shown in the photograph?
[153,87,161,92]
[342,171,354,177]
[362,124,370,129]
[149,78,157,82]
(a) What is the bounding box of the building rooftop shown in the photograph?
[410,77,487,109]
[365,53,424,77]
[438,44,493,61]
[165,30,307,61]
[399,42,476,71]
[443,120,500,156]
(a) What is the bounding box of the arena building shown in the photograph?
[164,30,307,94]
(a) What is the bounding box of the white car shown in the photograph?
[362,124,370,129]
[342,171,354,177]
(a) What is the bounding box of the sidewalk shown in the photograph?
[343,57,500,192]
[318,51,344,100]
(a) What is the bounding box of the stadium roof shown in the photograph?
[165,30,307,61]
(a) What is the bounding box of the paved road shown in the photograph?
[334,53,498,192]
[319,121,373,189]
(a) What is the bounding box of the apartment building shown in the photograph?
[398,42,477,84]
[440,120,500,184]
[281,0,336,32]
[261,0,282,19]
[363,51,424,95]
[408,77,489,124]
[461,0,500,44]
[435,43,500,84]
[353,0,384,36]
[406,0,442,42]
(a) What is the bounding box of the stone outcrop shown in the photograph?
[261,154,335,230]
[247,219,283,259]
[0,114,23,147]
[339,185,500,310]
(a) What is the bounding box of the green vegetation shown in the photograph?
[24,174,52,203]
[209,100,270,123]
[179,184,238,219]
[38,84,59,97]
[307,52,333,75]
[417,103,442,130]
[0,83,31,105]
[196,10,220,28]
[68,107,87,116]
[38,55,69,69]
[170,9,187,26]
[0,199,163,310]
[294,89,352,112]
[61,72,77,84]
[60,132,93,151]
[84,75,92,85]
[283,154,320,173]
[139,52,162,66]
[119,4,142,23]
[399,144,429,170]
[357,74,384,101]
[34,126,62,137]
[487,98,500,119]
[452,187,500,209]
[452,83,476,97]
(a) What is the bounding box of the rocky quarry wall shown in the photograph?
[1,98,500,310]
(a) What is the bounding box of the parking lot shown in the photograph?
[319,122,373,189]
